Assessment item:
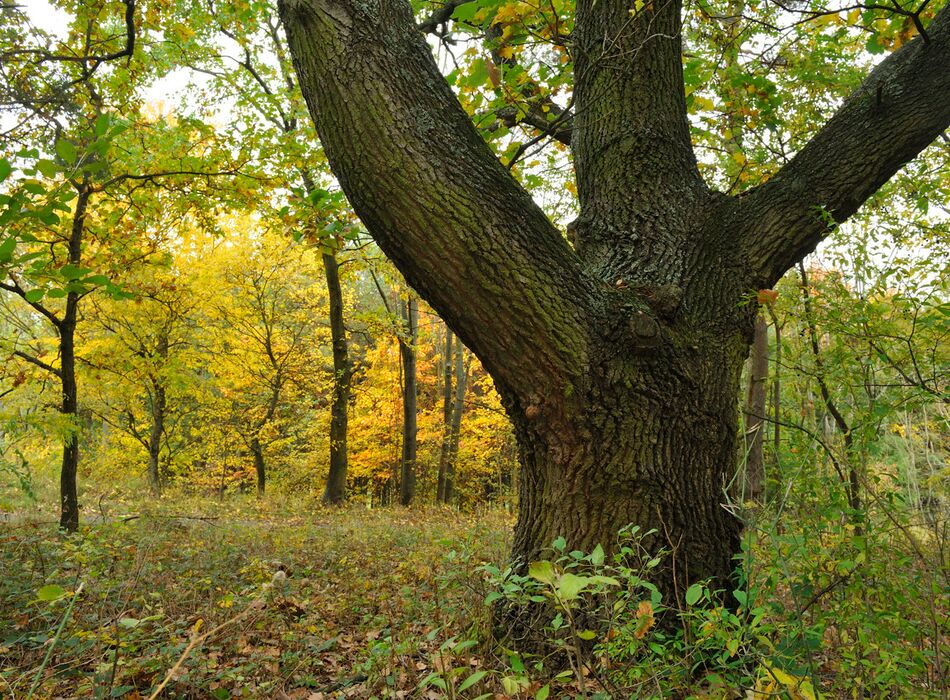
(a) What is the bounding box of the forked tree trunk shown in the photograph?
[280,0,950,616]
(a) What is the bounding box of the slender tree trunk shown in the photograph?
[398,295,418,505]
[742,312,768,502]
[436,326,454,503]
[798,263,861,518]
[147,383,166,496]
[296,169,352,506]
[59,304,80,532]
[442,343,468,506]
[146,333,169,496]
[766,304,782,458]
[57,183,90,533]
[322,251,350,504]
[251,436,266,496]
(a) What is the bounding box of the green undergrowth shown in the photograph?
[0,489,946,699]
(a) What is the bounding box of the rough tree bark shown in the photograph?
[279,0,950,606]
[398,295,418,506]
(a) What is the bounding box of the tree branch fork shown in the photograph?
[280,0,950,404]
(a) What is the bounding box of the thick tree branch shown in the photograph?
[280,0,598,403]
[739,4,950,287]
[496,103,573,145]
[571,0,707,282]
[417,0,470,34]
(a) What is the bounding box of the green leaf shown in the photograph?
[535,685,551,700]
[557,573,589,601]
[0,158,11,182]
[55,139,77,164]
[577,630,597,640]
[685,583,703,606]
[59,264,91,280]
[589,543,605,567]
[0,237,15,263]
[36,584,66,601]
[587,575,620,587]
[467,58,490,86]
[866,34,885,54]
[94,113,111,137]
[551,536,566,552]
[36,159,59,178]
[118,617,141,629]
[528,560,555,585]
[111,686,136,697]
[733,589,747,606]
[501,676,520,694]
[452,1,480,22]
[82,274,111,286]
[24,288,45,303]
[457,670,487,692]
[508,653,525,674]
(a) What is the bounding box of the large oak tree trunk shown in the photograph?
[280,0,950,613]
[509,321,748,598]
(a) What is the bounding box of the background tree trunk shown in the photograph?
[251,436,266,496]
[147,382,166,496]
[57,183,90,533]
[442,343,468,506]
[398,295,418,506]
[436,326,454,503]
[743,312,768,503]
[322,251,350,504]
[58,306,79,532]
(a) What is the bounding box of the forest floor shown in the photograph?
[2,493,947,699]
[0,495,515,699]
